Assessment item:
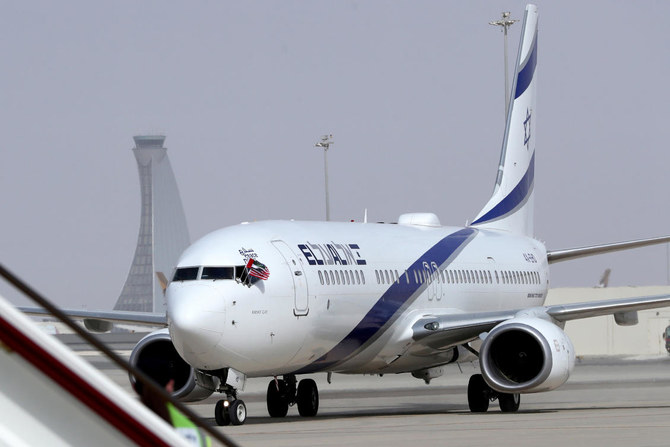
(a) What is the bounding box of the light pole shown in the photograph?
[315,134,334,221]
[489,11,518,120]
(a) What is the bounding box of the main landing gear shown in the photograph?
[214,387,247,426]
[267,374,319,418]
[467,374,520,413]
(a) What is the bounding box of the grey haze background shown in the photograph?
[2,1,669,309]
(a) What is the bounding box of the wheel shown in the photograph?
[229,399,247,426]
[498,393,520,412]
[297,378,319,417]
[499,393,520,412]
[214,399,230,426]
[467,374,490,413]
[267,379,289,417]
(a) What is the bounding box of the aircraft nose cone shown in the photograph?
[167,283,224,366]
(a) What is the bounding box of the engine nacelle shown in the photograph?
[479,317,575,394]
[129,328,217,402]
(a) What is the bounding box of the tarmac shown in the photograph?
[68,333,670,447]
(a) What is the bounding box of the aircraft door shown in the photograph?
[271,240,309,316]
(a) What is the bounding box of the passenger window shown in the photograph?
[384,270,390,284]
[360,270,366,285]
[201,266,234,280]
[355,270,360,284]
[375,270,380,284]
[318,271,324,285]
[329,271,335,285]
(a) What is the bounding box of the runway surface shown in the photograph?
[67,333,670,447]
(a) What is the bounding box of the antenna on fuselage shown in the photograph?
[363,208,368,223]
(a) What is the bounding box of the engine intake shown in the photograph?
[129,328,216,402]
[479,317,575,394]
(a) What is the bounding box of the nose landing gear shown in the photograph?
[266,374,319,418]
[214,388,247,426]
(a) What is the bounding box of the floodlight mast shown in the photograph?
[489,11,518,120]
[315,134,334,221]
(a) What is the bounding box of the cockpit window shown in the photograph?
[201,267,235,280]
[173,267,199,281]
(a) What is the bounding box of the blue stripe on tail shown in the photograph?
[471,152,535,225]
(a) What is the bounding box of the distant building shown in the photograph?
[114,136,190,313]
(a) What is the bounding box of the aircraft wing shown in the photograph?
[547,235,670,263]
[20,306,167,332]
[411,310,516,351]
[411,293,670,350]
[544,293,670,322]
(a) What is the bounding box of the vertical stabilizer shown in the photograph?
[472,4,538,236]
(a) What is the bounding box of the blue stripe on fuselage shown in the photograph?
[294,227,477,374]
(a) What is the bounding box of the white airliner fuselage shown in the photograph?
[168,219,548,378]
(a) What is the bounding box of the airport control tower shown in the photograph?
[114,136,190,313]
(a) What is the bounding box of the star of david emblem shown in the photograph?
[523,108,532,150]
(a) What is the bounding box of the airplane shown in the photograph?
[20,4,670,427]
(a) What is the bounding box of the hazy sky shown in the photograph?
[2,1,670,309]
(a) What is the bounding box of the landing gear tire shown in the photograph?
[498,393,520,412]
[229,399,247,426]
[267,379,289,417]
[467,374,491,413]
[214,399,231,426]
[297,379,319,417]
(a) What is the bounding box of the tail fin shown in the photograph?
[472,4,538,236]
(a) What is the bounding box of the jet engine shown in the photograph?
[129,328,217,402]
[479,317,575,393]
